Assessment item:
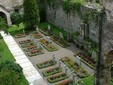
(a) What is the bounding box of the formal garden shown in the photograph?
[0,0,113,85]
[0,2,103,85]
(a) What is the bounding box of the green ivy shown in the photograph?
[82,10,100,23]
[47,0,54,6]
[63,0,85,13]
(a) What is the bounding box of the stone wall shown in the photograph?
[0,0,23,26]
[0,0,23,12]
[101,0,113,61]
[96,0,113,85]
[46,6,81,33]
[45,3,100,42]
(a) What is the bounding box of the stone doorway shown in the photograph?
[0,12,7,23]
[0,5,12,26]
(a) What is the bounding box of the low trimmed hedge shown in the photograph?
[42,67,62,77]
[37,60,56,69]
[47,73,69,83]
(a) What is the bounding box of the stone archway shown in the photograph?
[0,5,12,26]
[0,12,7,23]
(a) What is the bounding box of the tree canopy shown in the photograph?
[0,61,23,85]
[23,0,40,30]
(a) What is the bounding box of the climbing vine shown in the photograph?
[46,0,54,6]
[82,10,101,24]
[45,0,101,23]
[63,0,85,13]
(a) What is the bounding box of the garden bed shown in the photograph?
[55,79,75,85]
[19,40,43,56]
[51,35,69,48]
[31,32,43,39]
[15,34,26,38]
[47,72,69,83]
[37,59,56,69]
[19,40,34,48]
[42,67,62,77]
[19,39,32,44]
[39,38,58,52]
[27,49,44,57]
[75,52,96,69]
[61,57,89,78]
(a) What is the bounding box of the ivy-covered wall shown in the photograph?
[42,0,102,43]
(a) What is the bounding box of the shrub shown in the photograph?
[8,23,25,35]
[11,12,22,25]
[0,60,23,76]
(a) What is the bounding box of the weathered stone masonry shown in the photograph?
[45,1,101,43]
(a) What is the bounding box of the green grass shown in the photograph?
[19,76,29,85]
[0,39,29,85]
[78,75,113,85]
[39,22,68,39]
[81,76,94,85]
[0,39,15,62]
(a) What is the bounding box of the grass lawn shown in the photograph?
[0,39,29,85]
[81,76,94,85]
[39,22,68,39]
[0,39,15,62]
[78,75,113,85]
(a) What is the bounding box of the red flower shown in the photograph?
[27,46,35,49]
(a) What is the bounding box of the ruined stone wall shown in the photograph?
[45,3,100,42]
[101,0,113,60]
[97,0,113,85]
[0,0,23,12]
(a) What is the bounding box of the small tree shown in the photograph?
[23,0,40,30]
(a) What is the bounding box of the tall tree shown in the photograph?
[23,0,40,30]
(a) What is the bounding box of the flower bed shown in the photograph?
[21,42,34,48]
[19,39,32,44]
[27,49,44,57]
[19,40,43,56]
[76,52,96,69]
[37,60,56,69]
[19,40,34,48]
[47,72,69,83]
[15,34,26,38]
[42,67,62,77]
[55,79,75,85]
[31,32,43,39]
[61,57,89,78]
[51,35,69,48]
[39,38,58,52]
